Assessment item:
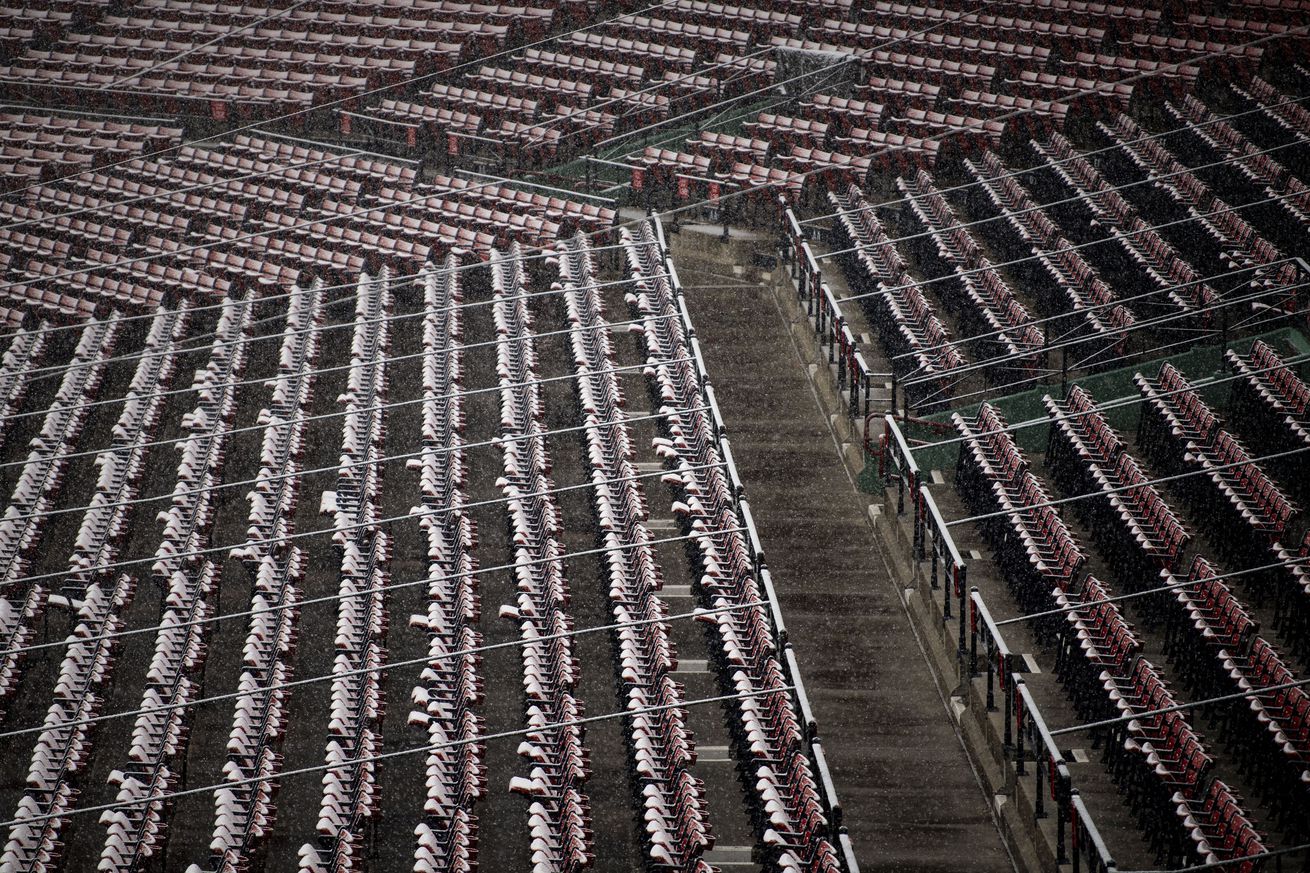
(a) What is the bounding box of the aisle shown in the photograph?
[670,232,1015,873]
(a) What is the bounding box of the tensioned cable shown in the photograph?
[1048,676,1310,737]
[100,0,323,90]
[873,246,1291,377]
[635,25,1310,231]
[0,376,693,529]
[1116,843,1310,873]
[0,684,793,831]
[0,283,676,429]
[796,92,1310,228]
[36,553,1304,746]
[0,0,689,203]
[0,0,961,315]
[1,151,358,234]
[17,141,1299,399]
[836,182,1310,327]
[0,279,695,556]
[818,138,1307,280]
[2,21,1297,390]
[908,351,1310,453]
[994,556,1310,628]
[0,600,753,742]
[0,36,781,240]
[2,17,1298,311]
[946,445,1310,528]
[0,9,972,306]
[0,13,1282,357]
[0,348,696,482]
[899,277,1310,390]
[10,248,655,389]
[0,524,740,664]
[3,1,987,335]
[894,259,1307,389]
[908,306,1303,409]
[0,391,705,591]
[906,286,1303,408]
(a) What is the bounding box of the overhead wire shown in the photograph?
[0,685,794,831]
[0,281,676,428]
[0,0,691,203]
[0,14,1293,383]
[946,446,1310,528]
[909,303,1304,409]
[0,385,703,590]
[0,600,754,742]
[898,275,1310,391]
[795,93,1310,228]
[819,139,1309,285]
[1048,676,1310,737]
[0,7,974,310]
[8,256,656,393]
[905,351,1310,453]
[993,556,1310,628]
[0,524,739,663]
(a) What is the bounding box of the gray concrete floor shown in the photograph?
[670,232,1015,873]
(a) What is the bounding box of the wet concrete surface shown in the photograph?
[668,232,1015,873]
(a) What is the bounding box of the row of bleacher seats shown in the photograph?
[0,317,119,713]
[1226,340,1310,472]
[0,2,546,117]
[954,401,1266,870]
[1030,130,1220,320]
[1043,385,1190,578]
[897,170,1046,377]
[1136,361,1299,547]
[0,112,621,324]
[1043,381,1308,839]
[622,219,843,872]
[406,257,483,873]
[633,145,804,205]
[963,149,1135,358]
[855,4,1106,53]
[1101,111,1300,291]
[663,0,800,41]
[0,111,182,190]
[556,232,714,871]
[827,182,965,400]
[0,324,48,455]
[192,283,325,873]
[99,294,252,873]
[493,244,593,873]
[810,21,1051,72]
[2,304,189,873]
[1234,76,1310,155]
[1166,94,1310,231]
[0,0,104,62]
[301,272,393,873]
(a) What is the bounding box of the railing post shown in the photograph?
[1072,796,1082,873]
[1033,738,1046,820]
[914,483,926,562]
[956,563,967,660]
[1014,681,1026,776]
[849,353,860,418]
[1002,656,1012,748]
[942,560,953,621]
[1055,765,1070,866]
[969,588,979,677]
[896,459,905,515]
